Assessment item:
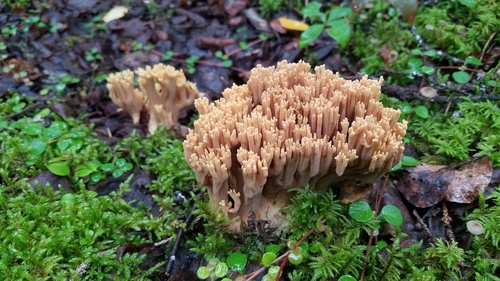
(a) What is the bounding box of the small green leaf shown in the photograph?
[309,242,321,253]
[452,71,470,84]
[400,101,412,115]
[267,266,281,278]
[221,60,233,68]
[94,74,107,83]
[265,244,280,254]
[112,169,124,178]
[299,242,309,252]
[380,204,403,226]
[420,66,435,75]
[56,139,71,152]
[44,127,63,140]
[23,123,44,135]
[288,248,304,265]
[90,172,105,184]
[262,252,276,267]
[30,139,47,155]
[75,166,94,177]
[465,56,483,66]
[390,161,403,172]
[197,266,210,279]
[458,0,475,7]
[299,24,324,48]
[214,262,228,278]
[71,139,84,150]
[261,274,274,281]
[349,200,373,222]
[414,105,429,118]
[226,252,247,273]
[115,158,127,168]
[408,58,423,69]
[101,163,116,172]
[402,155,419,166]
[301,2,323,18]
[376,240,388,249]
[47,162,70,176]
[327,7,352,21]
[326,20,350,48]
[215,50,223,58]
[60,193,76,206]
[424,50,436,57]
[338,275,357,281]
[123,162,133,171]
[411,49,422,55]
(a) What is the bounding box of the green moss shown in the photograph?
[0,180,166,280]
[413,99,500,166]
[414,0,500,57]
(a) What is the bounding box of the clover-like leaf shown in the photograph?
[299,24,324,48]
[226,252,247,273]
[349,200,373,222]
[380,204,403,226]
[326,20,350,48]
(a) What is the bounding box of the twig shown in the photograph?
[165,195,199,278]
[410,26,464,65]
[412,210,435,243]
[441,203,455,243]
[360,176,389,281]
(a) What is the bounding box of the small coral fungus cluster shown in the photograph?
[106,63,201,133]
[183,60,407,231]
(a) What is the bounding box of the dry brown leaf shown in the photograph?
[397,163,452,208]
[270,18,287,34]
[397,157,494,208]
[379,42,391,64]
[445,157,493,204]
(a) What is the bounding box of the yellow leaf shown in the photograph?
[103,6,130,23]
[277,17,309,32]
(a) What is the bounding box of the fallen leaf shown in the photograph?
[270,18,287,34]
[387,0,418,25]
[225,0,247,17]
[397,163,452,208]
[103,6,129,23]
[242,8,271,33]
[397,157,495,208]
[445,157,493,204]
[278,17,309,32]
[379,42,391,64]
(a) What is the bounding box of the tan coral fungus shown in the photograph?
[137,64,201,133]
[106,70,145,124]
[106,64,201,133]
[183,60,407,231]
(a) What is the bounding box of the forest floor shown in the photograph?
[1,0,500,280]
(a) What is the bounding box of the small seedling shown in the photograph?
[186,55,200,74]
[85,47,103,62]
[214,51,232,68]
